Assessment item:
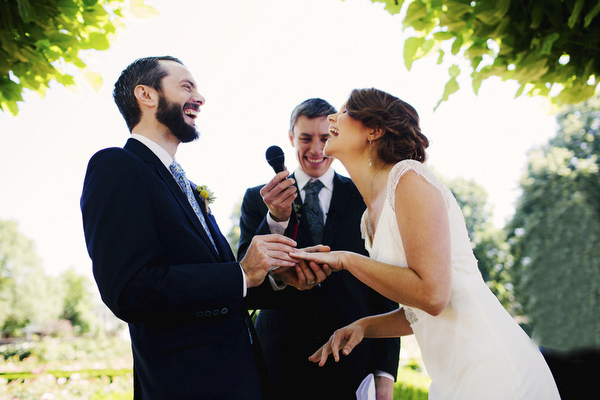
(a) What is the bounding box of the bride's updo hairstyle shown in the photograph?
[345,88,429,163]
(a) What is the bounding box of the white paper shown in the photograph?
[356,373,376,400]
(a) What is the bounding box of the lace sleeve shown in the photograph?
[387,160,452,211]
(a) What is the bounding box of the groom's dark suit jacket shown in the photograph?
[81,138,271,400]
[238,172,400,400]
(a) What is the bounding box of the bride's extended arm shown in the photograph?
[309,308,413,366]
[294,170,452,316]
[343,171,452,315]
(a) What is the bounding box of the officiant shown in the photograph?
[238,98,400,400]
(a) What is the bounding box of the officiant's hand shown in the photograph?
[309,320,365,366]
[271,245,332,290]
[260,170,297,222]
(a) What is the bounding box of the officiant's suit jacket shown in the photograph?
[238,172,400,400]
[81,138,270,400]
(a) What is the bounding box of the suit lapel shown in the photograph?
[124,139,221,260]
[291,172,352,246]
[290,173,314,245]
[322,173,352,245]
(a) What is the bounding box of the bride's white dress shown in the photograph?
[361,160,560,400]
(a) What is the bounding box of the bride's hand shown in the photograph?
[309,322,365,366]
[290,248,346,272]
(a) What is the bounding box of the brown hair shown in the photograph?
[345,88,429,163]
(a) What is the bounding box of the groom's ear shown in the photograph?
[134,85,158,109]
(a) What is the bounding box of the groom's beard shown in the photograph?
[156,94,199,143]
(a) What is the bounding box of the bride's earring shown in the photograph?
[368,138,372,167]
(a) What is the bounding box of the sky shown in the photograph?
[0,0,558,279]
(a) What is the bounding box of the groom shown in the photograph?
[80,56,323,399]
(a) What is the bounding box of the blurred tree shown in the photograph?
[508,93,600,353]
[442,176,515,312]
[227,197,243,253]
[372,0,599,108]
[60,268,97,334]
[0,219,62,336]
[0,0,156,116]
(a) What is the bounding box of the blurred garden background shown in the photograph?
[1,0,599,399]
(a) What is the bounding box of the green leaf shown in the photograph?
[403,36,425,70]
[584,0,600,28]
[451,34,463,55]
[568,0,585,28]
[434,75,459,110]
[540,33,560,55]
[0,99,19,115]
[403,0,428,28]
[16,0,36,23]
[435,65,461,110]
[370,0,405,15]
[87,31,111,50]
[473,0,508,25]
[448,64,460,78]
[433,31,455,41]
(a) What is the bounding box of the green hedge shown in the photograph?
[394,367,430,400]
[0,368,132,383]
[1,366,429,399]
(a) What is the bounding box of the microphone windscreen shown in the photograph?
[266,145,285,173]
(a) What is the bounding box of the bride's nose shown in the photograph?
[327,113,336,123]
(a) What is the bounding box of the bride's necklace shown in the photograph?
[367,164,386,241]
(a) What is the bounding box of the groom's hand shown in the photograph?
[260,170,297,222]
[240,234,297,288]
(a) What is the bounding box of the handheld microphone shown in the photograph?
[266,145,285,174]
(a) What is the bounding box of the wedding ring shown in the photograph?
[307,280,316,285]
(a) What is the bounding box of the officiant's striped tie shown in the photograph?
[303,179,324,244]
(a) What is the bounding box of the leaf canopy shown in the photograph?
[0,0,157,115]
[374,0,600,108]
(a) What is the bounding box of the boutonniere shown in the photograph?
[294,203,302,218]
[194,185,216,214]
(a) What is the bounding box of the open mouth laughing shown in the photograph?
[328,127,339,137]
[184,107,199,120]
[305,156,326,164]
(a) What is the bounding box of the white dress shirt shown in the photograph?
[266,167,335,234]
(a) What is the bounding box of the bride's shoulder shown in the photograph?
[388,159,434,187]
[387,160,450,209]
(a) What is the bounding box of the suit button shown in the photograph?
[221,307,229,315]
[205,310,212,317]
[213,309,220,316]
[196,311,204,318]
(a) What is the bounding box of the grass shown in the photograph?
[1,336,431,399]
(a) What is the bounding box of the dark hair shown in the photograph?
[289,98,337,133]
[113,56,184,131]
[345,88,429,163]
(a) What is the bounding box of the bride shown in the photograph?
[292,88,560,399]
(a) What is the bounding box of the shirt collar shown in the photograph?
[131,134,174,170]
[295,167,335,193]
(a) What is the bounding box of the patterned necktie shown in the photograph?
[303,180,325,244]
[169,161,217,251]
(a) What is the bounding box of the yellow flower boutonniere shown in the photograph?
[194,185,216,214]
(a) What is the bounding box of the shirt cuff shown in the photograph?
[267,272,287,291]
[266,212,289,235]
[239,263,248,297]
[374,370,395,382]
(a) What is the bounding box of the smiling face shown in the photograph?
[324,105,371,163]
[155,60,205,143]
[289,115,334,178]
